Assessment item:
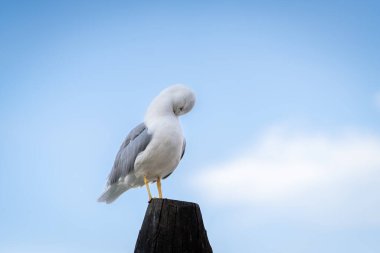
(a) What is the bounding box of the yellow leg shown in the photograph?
[144,176,152,201]
[157,177,163,198]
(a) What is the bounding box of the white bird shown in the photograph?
[98,85,196,204]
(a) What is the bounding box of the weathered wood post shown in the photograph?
[134,198,213,253]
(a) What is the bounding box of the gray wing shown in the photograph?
[107,123,152,185]
[163,138,186,179]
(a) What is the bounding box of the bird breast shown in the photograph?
[134,118,183,181]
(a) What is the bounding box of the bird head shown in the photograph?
[168,85,196,116]
[146,84,196,119]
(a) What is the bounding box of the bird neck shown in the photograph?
[144,97,177,126]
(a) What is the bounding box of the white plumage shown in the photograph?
[98,85,195,203]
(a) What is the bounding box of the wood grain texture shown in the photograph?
[134,198,213,253]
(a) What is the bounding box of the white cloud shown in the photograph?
[193,127,380,226]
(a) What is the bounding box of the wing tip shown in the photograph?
[97,192,112,204]
[97,184,130,204]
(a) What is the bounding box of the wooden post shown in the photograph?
[134,198,213,253]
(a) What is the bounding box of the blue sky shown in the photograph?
[1,1,380,252]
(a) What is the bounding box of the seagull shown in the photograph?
[98,85,195,204]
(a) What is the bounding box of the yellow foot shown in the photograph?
[144,176,152,201]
